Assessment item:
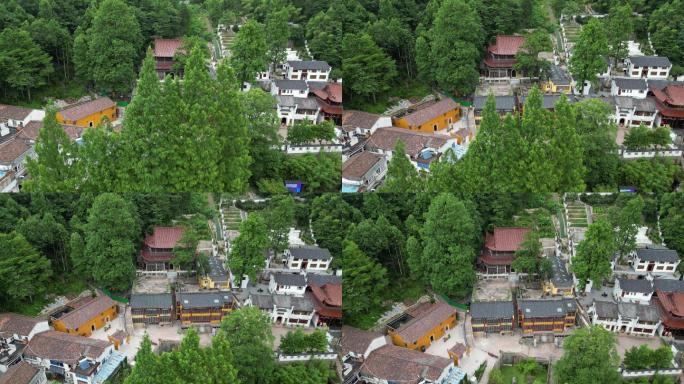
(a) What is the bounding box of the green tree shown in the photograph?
[515,30,552,78]
[27,18,72,82]
[262,195,295,255]
[16,212,69,272]
[84,193,139,291]
[310,195,363,260]
[379,140,422,193]
[569,19,609,93]
[230,19,268,86]
[341,33,397,103]
[0,232,52,303]
[0,28,53,100]
[609,196,644,260]
[220,307,276,384]
[420,0,483,95]
[552,94,585,191]
[342,240,389,319]
[511,231,542,280]
[571,218,616,290]
[241,89,281,183]
[24,107,79,192]
[648,0,684,70]
[605,3,634,67]
[76,0,143,95]
[228,213,269,283]
[265,5,295,73]
[554,326,620,384]
[407,193,478,297]
[574,98,619,190]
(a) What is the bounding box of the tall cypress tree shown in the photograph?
[24,107,79,192]
[379,140,422,193]
[552,94,585,191]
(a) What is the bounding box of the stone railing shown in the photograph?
[277,352,337,362]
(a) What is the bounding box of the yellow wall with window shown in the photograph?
[393,108,460,133]
[56,106,117,128]
[389,312,457,351]
[53,305,118,337]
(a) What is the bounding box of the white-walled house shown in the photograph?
[613,96,659,128]
[269,272,307,296]
[341,151,387,193]
[364,127,457,172]
[629,247,680,276]
[247,293,315,327]
[0,314,50,372]
[341,110,392,146]
[275,95,321,126]
[625,56,672,80]
[284,61,331,82]
[23,331,125,384]
[341,326,387,361]
[614,277,654,305]
[611,78,648,99]
[284,246,332,271]
[589,300,661,336]
[0,105,44,130]
[271,80,309,99]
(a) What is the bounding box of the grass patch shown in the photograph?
[345,277,426,330]
[499,364,547,384]
[0,80,89,109]
[2,273,88,316]
[345,78,431,114]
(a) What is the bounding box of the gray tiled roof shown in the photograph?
[473,95,516,111]
[276,95,296,107]
[207,256,228,282]
[629,56,672,68]
[550,255,573,288]
[274,79,308,91]
[618,302,660,322]
[289,246,332,260]
[549,65,572,85]
[518,299,576,318]
[470,301,514,320]
[130,293,173,309]
[617,278,654,294]
[613,77,648,91]
[294,97,319,110]
[635,247,679,263]
[178,291,232,309]
[654,279,684,293]
[287,60,331,71]
[593,300,618,318]
[520,94,578,109]
[613,96,657,112]
[250,293,313,311]
[307,273,341,286]
[273,272,306,286]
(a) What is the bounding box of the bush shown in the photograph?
[623,344,673,370]
[580,193,617,206]
[489,368,504,384]
[279,329,328,355]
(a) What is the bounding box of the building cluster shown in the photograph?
[340,97,470,192]
[0,295,126,384]
[588,246,684,337]
[342,300,466,384]
[0,98,118,192]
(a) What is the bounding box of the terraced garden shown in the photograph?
[222,206,243,230]
[566,200,589,227]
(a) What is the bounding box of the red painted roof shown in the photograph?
[311,83,342,103]
[310,283,341,307]
[144,227,185,249]
[154,39,182,58]
[484,227,531,252]
[488,35,525,56]
[652,85,684,107]
[657,289,684,317]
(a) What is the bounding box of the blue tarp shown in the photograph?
[93,351,125,384]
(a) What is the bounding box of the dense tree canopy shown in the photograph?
[555,326,621,384]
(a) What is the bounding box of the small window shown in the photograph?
[433,124,438,131]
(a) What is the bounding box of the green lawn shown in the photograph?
[346,277,426,330]
[3,273,88,316]
[346,79,432,114]
[1,80,89,109]
[499,365,547,384]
